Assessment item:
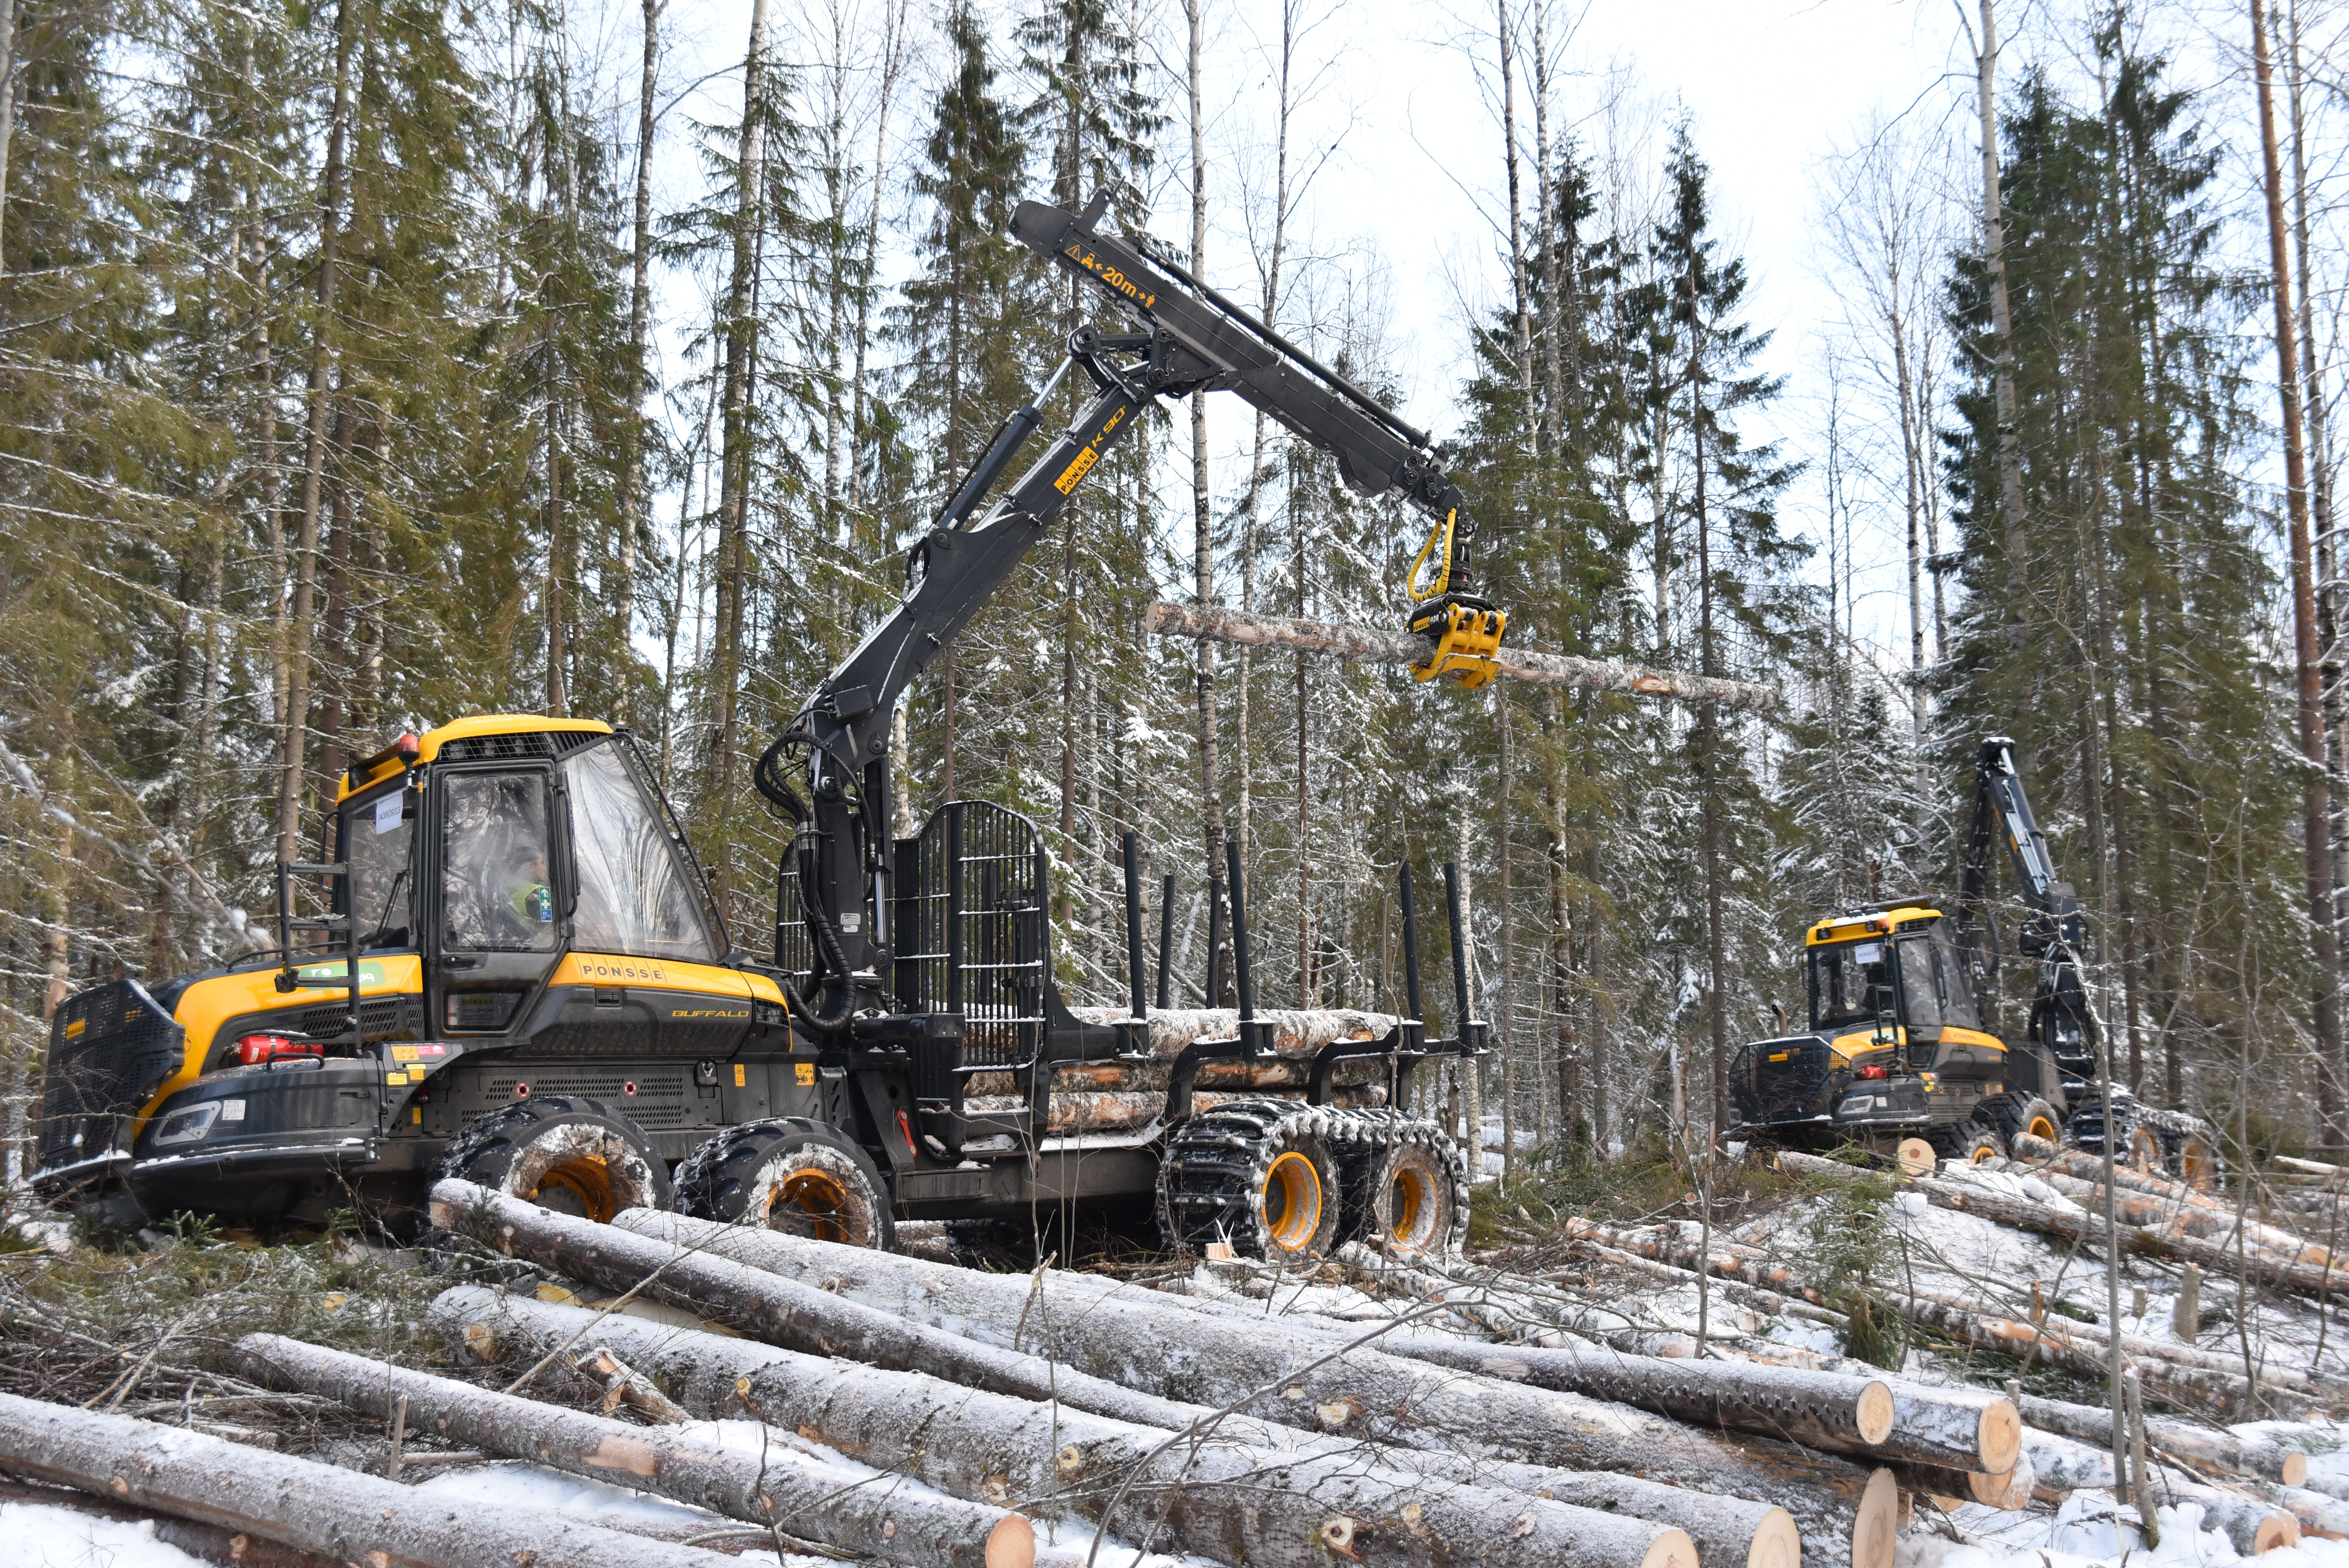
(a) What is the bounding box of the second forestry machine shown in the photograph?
[1729,736,2218,1179]
[32,192,1503,1260]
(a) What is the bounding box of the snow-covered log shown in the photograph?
[2013,1392,2307,1484]
[2020,1428,2297,1553]
[0,1477,334,1568]
[1142,602,1781,711]
[964,1084,1383,1133]
[229,1331,1041,1568]
[1774,1149,2346,1303]
[609,1206,1900,1568]
[433,1287,1701,1568]
[1557,1217,1826,1304]
[1061,1004,1404,1060]
[0,1390,766,1568]
[1378,1336,2016,1476]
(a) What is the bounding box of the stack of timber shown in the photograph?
[960,1007,1401,1133]
[431,1178,2057,1568]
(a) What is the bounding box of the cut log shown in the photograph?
[433,1286,1700,1568]
[1558,1217,1825,1304]
[1379,1336,2014,1476]
[601,1201,1898,1568]
[436,1190,1797,1568]
[1142,602,1782,711]
[0,1476,334,1568]
[2253,1481,2349,1538]
[2022,1165,2335,1271]
[228,1331,1039,1568]
[2014,1392,2308,1484]
[1776,1148,2347,1303]
[965,1084,1384,1134]
[964,1055,1384,1097]
[2021,1428,2297,1554]
[1062,1003,1404,1060]
[1894,1451,2034,1512]
[0,1390,766,1568]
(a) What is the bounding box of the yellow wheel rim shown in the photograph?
[1970,1141,2000,1164]
[1388,1164,1436,1241]
[2028,1115,2059,1143]
[2183,1140,2218,1191]
[1261,1151,1324,1252]
[768,1168,855,1243]
[529,1154,618,1223]
[2128,1129,2160,1172]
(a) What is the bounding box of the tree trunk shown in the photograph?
[603,1204,1896,1568]
[230,1333,1039,1568]
[0,1392,751,1568]
[707,0,773,910]
[1972,0,2028,648]
[2251,0,2344,1143]
[0,1477,335,1568]
[434,1286,1700,1568]
[1146,604,1777,710]
[276,0,356,865]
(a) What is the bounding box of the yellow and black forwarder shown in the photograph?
[32,191,1493,1255]
[1731,738,2217,1174]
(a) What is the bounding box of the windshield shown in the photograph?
[342,784,414,949]
[563,738,720,963]
[1809,939,1898,1032]
[442,770,560,953]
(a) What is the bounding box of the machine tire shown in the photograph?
[1944,1123,2009,1164]
[675,1118,895,1250]
[2178,1128,2222,1192]
[2124,1124,2163,1173]
[1982,1093,2063,1153]
[439,1095,671,1223]
[1333,1110,1470,1256]
[1158,1098,1343,1261]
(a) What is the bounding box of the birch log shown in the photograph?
[2021,1428,2298,1553]
[435,1188,1804,1568]
[1894,1452,2034,1511]
[2014,1392,2307,1484]
[1143,602,1782,711]
[604,1203,1898,1568]
[228,1332,1043,1568]
[0,1390,765,1568]
[432,1287,1698,1568]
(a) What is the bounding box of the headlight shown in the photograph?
[1838,1094,1881,1117]
[151,1103,220,1145]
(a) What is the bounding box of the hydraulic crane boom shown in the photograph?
[1950,735,2095,1095]
[758,191,1506,1034]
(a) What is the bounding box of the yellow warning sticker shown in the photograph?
[795,1062,816,1086]
[734,1063,747,1088]
[391,1044,420,1062]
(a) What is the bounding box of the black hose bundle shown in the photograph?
[754,732,856,1037]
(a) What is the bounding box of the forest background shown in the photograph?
[0,0,2340,1174]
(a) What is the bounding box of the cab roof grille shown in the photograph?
[439,730,602,763]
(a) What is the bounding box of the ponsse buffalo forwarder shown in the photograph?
[32,192,1500,1259]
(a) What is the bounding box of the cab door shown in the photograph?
[425,763,569,1041]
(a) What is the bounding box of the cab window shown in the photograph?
[342,784,413,949]
[1930,926,1982,1029]
[563,738,719,963]
[1897,939,1944,1029]
[1810,940,1896,1031]
[442,771,560,952]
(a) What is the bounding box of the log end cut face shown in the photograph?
[1976,1399,2021,1477]
[1854,1382,1895,1447]
[2255,1512,2303,1554]
[984,1512,1035,1568]
[1642,1526,1700,1568]
[1747,1508,1802,1568]
[1853,1469,1899,1568]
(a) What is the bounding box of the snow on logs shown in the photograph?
[228,1332,1044,1568]
[432,1286,1702,1568]
[602,1204,1900,1568]
[2011,1393,2308,1487]
[0,1390,763,1568]
[1143,602,1782,711]
[2019,1427,2298,1554]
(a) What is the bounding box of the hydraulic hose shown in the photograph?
[752,732,857,1037]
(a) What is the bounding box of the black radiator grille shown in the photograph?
[38,980,185,1167]
[478,1070,693,1127]
[1732,1036,1837,1124]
